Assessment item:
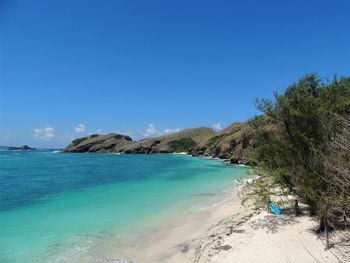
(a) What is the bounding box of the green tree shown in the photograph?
[251,74,350,244]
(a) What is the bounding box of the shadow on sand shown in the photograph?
[249,206,311,234]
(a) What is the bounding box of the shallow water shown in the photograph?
[0,151,248,263]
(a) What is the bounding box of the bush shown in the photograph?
[168,137,197,152]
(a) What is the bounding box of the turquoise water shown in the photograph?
[0,151,248,263]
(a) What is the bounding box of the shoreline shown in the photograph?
[95,178,346,263]
[1,152,252,263]
[78,175,252,263]
[94,181,252,263]
[86,176,254,263]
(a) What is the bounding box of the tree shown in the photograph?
[250,74,350,248]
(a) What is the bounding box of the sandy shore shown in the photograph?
[98,181,349,263]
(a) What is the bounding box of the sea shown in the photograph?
[0,149,249,263]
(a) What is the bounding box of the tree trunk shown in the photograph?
[319,215,325,231]
[324,216,329,250]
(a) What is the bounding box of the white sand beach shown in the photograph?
[103,182,349,263]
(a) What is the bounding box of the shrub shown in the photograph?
[168,137,197,152]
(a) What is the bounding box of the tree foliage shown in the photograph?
[250,74,350,224]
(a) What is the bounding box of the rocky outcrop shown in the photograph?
[8,145,35,151]
[64,133,133,153]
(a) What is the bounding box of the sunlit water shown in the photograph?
[0,151,248,262]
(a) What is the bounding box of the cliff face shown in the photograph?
[64,119,271,164]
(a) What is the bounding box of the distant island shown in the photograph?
[8,145,35,151]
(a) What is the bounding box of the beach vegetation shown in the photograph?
[249,74,350,248]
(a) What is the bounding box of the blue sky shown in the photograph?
[1,0,349,148]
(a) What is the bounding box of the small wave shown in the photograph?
[205,156,220,160]
[198,196,233,211]
[172,152,187,155]
[52,150,61,153]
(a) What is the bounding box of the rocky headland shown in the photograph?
[64,117,273,164]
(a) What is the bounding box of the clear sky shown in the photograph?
[1,0,349,148]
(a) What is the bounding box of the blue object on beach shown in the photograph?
[269,203,282,215]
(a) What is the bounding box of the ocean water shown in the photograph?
[0,150,248,263]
